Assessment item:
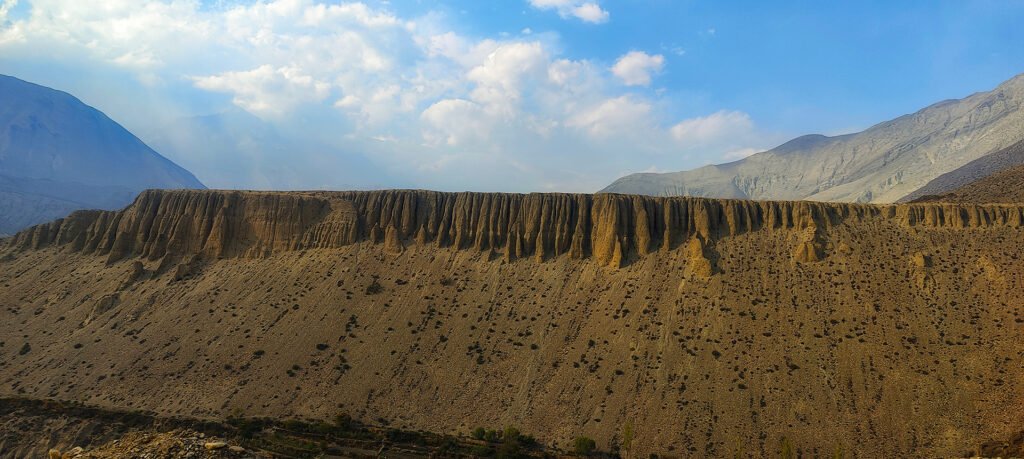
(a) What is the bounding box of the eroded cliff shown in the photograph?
[8,189,1024,268]
[2,189,1023,457]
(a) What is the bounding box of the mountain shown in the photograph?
[0,75,204,235]
[2,189,1022,457]
[901,138,1024,202]
[602,73,1024,203]
[911,162,1024,204]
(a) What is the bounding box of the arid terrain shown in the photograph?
[1,189,1023,457]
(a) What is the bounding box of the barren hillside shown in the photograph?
[1,189,1022,457]
[903,138,1024,202]
[603,73,1024,203]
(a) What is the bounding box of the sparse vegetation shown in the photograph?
[365,279,383,295]
[573,436,596,455]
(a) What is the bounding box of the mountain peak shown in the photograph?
[0,75,204,234]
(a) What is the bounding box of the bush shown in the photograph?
[365,279,383,295]
[503,426,521,443]
[574,436,596,456]
[472,427,487,440]
[484,429,500,442]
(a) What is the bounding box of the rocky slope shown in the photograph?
[912,162,1024,205]
[0,75,204,234]
[603,73,1024,203]
[1,189,1023,457]
[902,138,1024,202]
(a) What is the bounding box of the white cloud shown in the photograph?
[193,65,331,117]
[567,96,654,138]
[0,0,771,192]
[0,0,15,22]
[611,51,664,86]
[670,110,754,144]
[420,98,490,146]
[528,0,609,24]
[570,3,609,23]
[467,41,547,112]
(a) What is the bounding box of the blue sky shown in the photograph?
[1,0,1023,191]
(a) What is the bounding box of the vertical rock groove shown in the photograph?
[6,189,1024,267]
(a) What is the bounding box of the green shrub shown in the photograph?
[472,427,487,440]
[365,279,383,295]
[503,426,521,443]
[574,436,596,455]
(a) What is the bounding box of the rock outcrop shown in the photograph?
[7,189,1024,267]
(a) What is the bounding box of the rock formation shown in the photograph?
[2,189,1023,457]
[8,189,1024,268]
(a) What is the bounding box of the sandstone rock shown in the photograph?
[793,241,824,263]
[204,441,227,450]
[5,189,1024,272]
[83,293,120,326]
[683,237,714,279]
[384,226,404,254]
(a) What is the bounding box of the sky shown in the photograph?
[1,0,1023,192]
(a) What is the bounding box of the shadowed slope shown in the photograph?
[903,138,1024,202]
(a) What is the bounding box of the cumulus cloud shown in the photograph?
[567,96,654,138]
[193,65,331,117]
[420,99,490,146]
[528,0,609,24]
[612,51,665,86]
[670,110,753,144]
[0,0,770,192]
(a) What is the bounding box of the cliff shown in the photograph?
[7,189,1024,267]
[3,188,1023,457]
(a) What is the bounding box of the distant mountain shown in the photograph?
[0,75,204,235]
[901,138,1024,202]
[602,73,1024,203]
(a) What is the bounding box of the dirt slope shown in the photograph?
[1,189,1022,457]
[903,138,1024,202]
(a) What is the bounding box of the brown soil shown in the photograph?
[1,189,1022,457]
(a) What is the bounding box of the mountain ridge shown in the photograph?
[0,74,205,234]
[602,73,1024,203]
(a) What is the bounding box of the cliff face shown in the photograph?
[3,189,1024,457]
[8,189,1024,267]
